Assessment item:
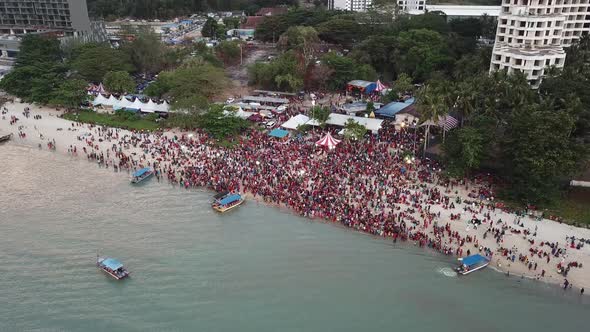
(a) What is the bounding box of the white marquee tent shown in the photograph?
[92,94,170,113]
[304,113,383,134]
[92,94,110,106]
[281,114,310,130]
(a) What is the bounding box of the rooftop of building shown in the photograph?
[255,7,289,16]
[409,5,501,17]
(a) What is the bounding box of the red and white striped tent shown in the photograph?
[315,132,341,150]
[374,80,387,93]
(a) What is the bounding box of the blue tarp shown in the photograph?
[348,80,377,94]
[133,167,151,177]
[218,194,242,205]
[269,128,289,138]
[461,254,488,266]
[375,98,415,118]
[102,258,123,270]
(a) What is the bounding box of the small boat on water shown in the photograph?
[0,133,12,143]
[130,167,154,184]
[456,254,491,275]
[212,191,245,213]
[97,257,130,280]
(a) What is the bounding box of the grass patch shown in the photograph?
[545,189,590,227]
[63,109,160,131]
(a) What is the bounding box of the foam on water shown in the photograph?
[438,267,458,277]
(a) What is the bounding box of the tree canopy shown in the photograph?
[69,43,134,83]
[104,71,136,94]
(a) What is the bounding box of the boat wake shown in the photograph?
[438,267,457,277]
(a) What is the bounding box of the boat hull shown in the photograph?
[213,198,245,213]
[99,267,130,280]
[130,171,154,184]
[457,261,490,275]
[0,133,12,143]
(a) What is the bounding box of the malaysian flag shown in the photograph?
[439,115,459,131]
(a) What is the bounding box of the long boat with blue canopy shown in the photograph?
[130,167,154,184]
[97,256,130,280]
[212,192,245,213]
[456,254,491,275]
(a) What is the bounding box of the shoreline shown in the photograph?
[2,101,590,293]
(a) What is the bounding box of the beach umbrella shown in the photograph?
[315,132,341,150]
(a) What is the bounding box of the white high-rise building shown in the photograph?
[490,0,590,88]
[397,0,426,12]
[329,0,373,12]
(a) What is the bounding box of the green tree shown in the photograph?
[501,103,587,203]
[443,126,486,177]
[0,35,65,102]
[416,84,449,153]
[197,105,250,139]
[384,73,414,102]
[310,105,331,128]
[215,40,242,65]
[343,118,367,141]
[248,51,303,91]
[49,79,89,109]
[278,26,320,66]
[321,52,377,90]
[103,71,136,94]
[152,59,228,112]
[395,29,452,81]
[316,18,364,46]
[70,43,134,82]
[123,27,168,75]
[202,18,220,38]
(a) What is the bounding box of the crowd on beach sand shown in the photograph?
[2,103,589,292]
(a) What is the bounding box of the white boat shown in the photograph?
[97,257,130,280]
[456,254,491,275]
[130,167,154,184]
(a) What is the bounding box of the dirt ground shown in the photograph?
[218,43,278,101]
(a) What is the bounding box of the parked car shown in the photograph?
[265,120,276,129]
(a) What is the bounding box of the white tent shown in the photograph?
[157,100,170,113]
[107,95,119,107]
[305,113,383,134]
[281,114,310,130]
[118,97,134,109]
[130,98,144,110]
[144,99,159,112]
[92,94,109,106]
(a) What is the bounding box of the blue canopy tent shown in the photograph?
[218,194,242,205]
[347,80,377,94]
[102,258,124,270]
[461,254,488,267]
[375,98,415,118]
[133,167,151,178]
[268,128,289,139]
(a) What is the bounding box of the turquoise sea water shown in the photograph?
[1,143,588,331]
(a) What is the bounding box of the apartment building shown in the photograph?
[0,0,92,36]
[397,0,426,12]
[490,0,590,87]
[0,0,105,65]
[329,0,373,12]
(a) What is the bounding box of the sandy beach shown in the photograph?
[2,100,590,292]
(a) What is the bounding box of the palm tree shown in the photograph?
[416,85,449,156]
[454,80,477,126]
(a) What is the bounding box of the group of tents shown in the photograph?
[91,94,170,114]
